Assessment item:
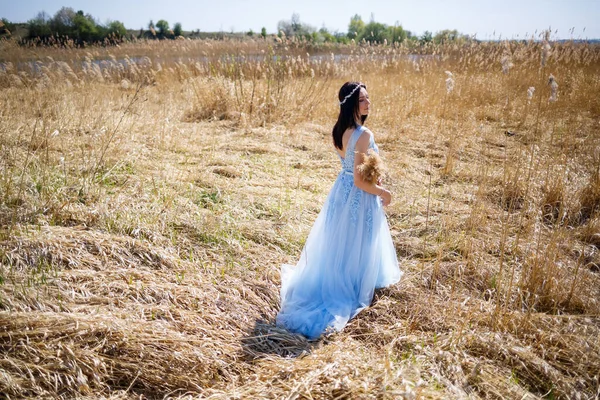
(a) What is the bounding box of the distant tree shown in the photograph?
[361,20,387,43]
[291,13,301,33]
[261,27,267,39]
[319,26,335,42]
[348,14,364,38]
[311,31,323,43]
[173,22,182,37]
[403,30,418,43]
[146,20,156,37]
[247,29,254,37]
[433,29,459,44]
[54,7,76,26]
[334,31,350,44]
[277,20,291,36]
[50,7,76,35]
[72,11,99,42]
[277,13,315,38]
[27,11,52,38]
[420,30,433,43]
[387,22,407,43]
[155,20,169,37]
[106,20,127,38]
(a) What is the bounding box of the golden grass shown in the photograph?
[1,36,600,399]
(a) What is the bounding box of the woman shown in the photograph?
[276,81,402,340]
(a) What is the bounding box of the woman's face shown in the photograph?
[357,87,371,117]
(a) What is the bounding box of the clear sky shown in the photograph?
[1,0,599,40]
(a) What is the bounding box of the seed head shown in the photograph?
[527,86,535,104]
[445,71,454,94]
[548,74,558,102]
[541,41,551,67]
[501,55,513,74]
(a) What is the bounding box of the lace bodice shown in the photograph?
[339,125,378,174]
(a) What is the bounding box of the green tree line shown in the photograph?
[25,7,127,44]
[276,13,470,45]
[143,19,183,39]
[1,8,470,46]
[13,7,184,46]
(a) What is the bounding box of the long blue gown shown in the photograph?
[276,125,402,339]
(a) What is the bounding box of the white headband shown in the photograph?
[339,84,362,106]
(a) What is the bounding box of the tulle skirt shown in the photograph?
[276,171,402,339]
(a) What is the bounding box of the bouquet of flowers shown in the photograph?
[357,149,386,184]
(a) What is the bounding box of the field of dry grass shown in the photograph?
[1,36,600,399]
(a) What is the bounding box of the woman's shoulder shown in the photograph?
[361,126,374,136]
[357,126,374,141]
[355,126,374,150]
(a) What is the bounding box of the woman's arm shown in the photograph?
[353,131,392,206]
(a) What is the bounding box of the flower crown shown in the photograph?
[338,84,362,106]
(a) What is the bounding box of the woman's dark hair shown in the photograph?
[332,81,367,150]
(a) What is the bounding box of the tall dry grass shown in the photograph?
[1,35,600,399]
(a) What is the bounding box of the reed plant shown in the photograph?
[1,35,599,398]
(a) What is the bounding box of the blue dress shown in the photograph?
[276,125,402,339]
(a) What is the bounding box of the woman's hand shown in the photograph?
[380,188,392,206]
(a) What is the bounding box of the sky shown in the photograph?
[1,0,599,40]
